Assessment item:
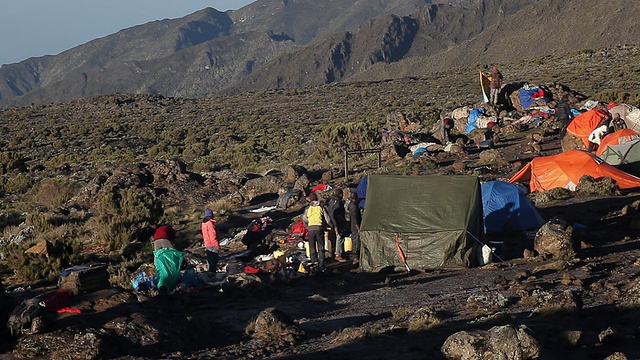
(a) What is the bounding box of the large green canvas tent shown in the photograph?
[359,175,483,272]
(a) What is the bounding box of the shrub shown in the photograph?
[88,186,163,251]
[32,178,81,210]
[314,121,382,161]
[4,173,33,194]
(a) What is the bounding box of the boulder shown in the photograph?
[476,149,508,167]
[441,324,540,360]
[239,175,282,203]
[293,174,310,193]
[283,164,307,183]
[538,290,583,312]
[575,175,620,196]
[534,217,579,259]
[560,330,584,348]
[561,133,585,152]
[246,307,303,346]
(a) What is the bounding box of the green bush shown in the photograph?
[32,178,81,210]
[4,173,34,194]
[314,121,382,161]
[89,186,163,251]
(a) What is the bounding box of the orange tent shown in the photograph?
[596,128,640,156]
[566,109,608,147]
[508,150,640,192]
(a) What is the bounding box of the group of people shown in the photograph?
[149,185,364,290]
[303,188,362,272]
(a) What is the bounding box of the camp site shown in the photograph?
[5,19,640,360]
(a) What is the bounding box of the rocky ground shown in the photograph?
[2,119,640,360]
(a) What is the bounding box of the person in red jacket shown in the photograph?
[201,208,220,272]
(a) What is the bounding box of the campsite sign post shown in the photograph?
[344,148,382,182]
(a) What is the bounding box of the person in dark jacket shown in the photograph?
[441,117,455,144]
[347,190,363,264]
[327,188,347,262]
[486,66,503,105]
[555,95,572,137]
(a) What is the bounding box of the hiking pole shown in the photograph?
[395,233,411,273]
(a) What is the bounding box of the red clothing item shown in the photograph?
[201,219,219,249]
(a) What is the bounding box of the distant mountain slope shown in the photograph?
[0,0,436,107]
[3,0,639,107]
[0,8,233,100]
[356,0,640,81]
[229,0,539,92]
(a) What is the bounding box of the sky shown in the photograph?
[0,0,255,66]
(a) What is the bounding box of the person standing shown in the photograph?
[347,190,363,265]
[303,192,326,271]
[555,95,572,137]
[487,66,503,106]
[201,208,220,272]
[327,188,347,262]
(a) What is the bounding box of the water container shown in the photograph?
[344,237,353,252]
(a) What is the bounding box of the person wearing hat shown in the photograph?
[302,192,326,271]
[153,225,176,250]
[486,65,503,106]
[201,208,220,272]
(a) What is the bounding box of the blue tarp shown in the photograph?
[355,175,368,209]
[465,108,485,134]
[519,88,548,109]
[481,180,545,234]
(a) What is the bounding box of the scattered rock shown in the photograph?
[534,217,579,259]
[441,324,540,360]
[575,175,620,196]
[246,307,303,346]
[561,330,584,348]
[598,327,618,345]
[605,352,629,360]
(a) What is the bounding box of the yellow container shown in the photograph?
[324,231,332,253]
[344,237,353,252]
[273,250,286,265]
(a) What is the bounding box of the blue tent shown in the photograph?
[481,180,544,234]
[355,175,368,209]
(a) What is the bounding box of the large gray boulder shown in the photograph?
[239,175,282,203]
[534,217,579,259]
[441,324,540,360]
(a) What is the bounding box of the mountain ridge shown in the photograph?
[1,0,639,107]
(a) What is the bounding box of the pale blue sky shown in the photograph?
[0,0,254,66]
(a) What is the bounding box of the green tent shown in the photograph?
[600,139,640,175]
[359,175,483,272]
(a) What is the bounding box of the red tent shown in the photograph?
[566,109,608,147]
[596,128,640,156]
[508,150,640,192]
